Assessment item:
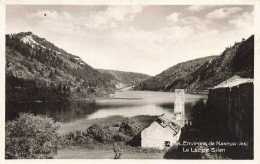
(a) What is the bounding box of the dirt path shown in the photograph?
[55,148,165,159]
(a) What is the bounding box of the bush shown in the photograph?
[113,144,123,159]
[119,118,141,137]
[75,130,87,141]
[65,131,75,140]
[5,113,60,159]
[112,122,121,127]
[113,132,130,142]
[87,124,114,143]
[59,133,93,148]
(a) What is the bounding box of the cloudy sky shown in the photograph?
[6,5,254,75]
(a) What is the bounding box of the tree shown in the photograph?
[49,70,54,78]
[63,85,67,91]
[58,83,62,94]
[77,87,81,93]
[87,124,114,143]
[119,119,141,137]
[27,65,33,73]
[40,68,44,76]
[5,113,60,159]
[66,85,71,95]
[6,61,10,68]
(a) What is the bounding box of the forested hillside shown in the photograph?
[6,32,115,102]
[98,69,150,89]
[135,35,254,92]
[134,56,217,91]
[186,35,254,91]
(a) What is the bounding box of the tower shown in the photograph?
[174,89,185,127]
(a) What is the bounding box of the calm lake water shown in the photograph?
[6,90,207,123]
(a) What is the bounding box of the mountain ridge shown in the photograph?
[97,69,151,89]
[134,56,217,91]
[6,32,115,102]
[135,35,254,92]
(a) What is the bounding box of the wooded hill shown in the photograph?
[97,69,150,89]
[135,35,254,92]
[6,32,115,102]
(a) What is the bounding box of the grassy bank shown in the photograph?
[58,115,157,135]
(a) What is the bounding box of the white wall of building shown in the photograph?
[141,122,180,150]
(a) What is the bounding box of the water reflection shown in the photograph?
[87,105,172,119]
[6,91,207,123]
[6,101,97,122]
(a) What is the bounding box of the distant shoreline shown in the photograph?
[6,89,208,104]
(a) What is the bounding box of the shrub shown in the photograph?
[119,118,141,137]
[74,131,87,143]
[113,132,130,142]
[112,122,121,127]
[113,144,123,159]
[59,133,93,148]
[65,132,74,140]
[5,113,60,159]
[87,124,114,143]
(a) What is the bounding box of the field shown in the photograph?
[56,147,165,159]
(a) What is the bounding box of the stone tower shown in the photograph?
[174,89,185,127]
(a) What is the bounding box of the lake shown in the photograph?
[6,90,207,123]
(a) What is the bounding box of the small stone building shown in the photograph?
[141,115,181,149]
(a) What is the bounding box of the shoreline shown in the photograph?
[5,90,207,104]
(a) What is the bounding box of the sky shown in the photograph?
[6,5,254,76]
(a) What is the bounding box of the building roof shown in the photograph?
[154,115,181,136]
[213,75,253,89]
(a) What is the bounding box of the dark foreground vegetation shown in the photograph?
[5,113,60,159]
[163,99,253,159]
[5,113,161,159]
